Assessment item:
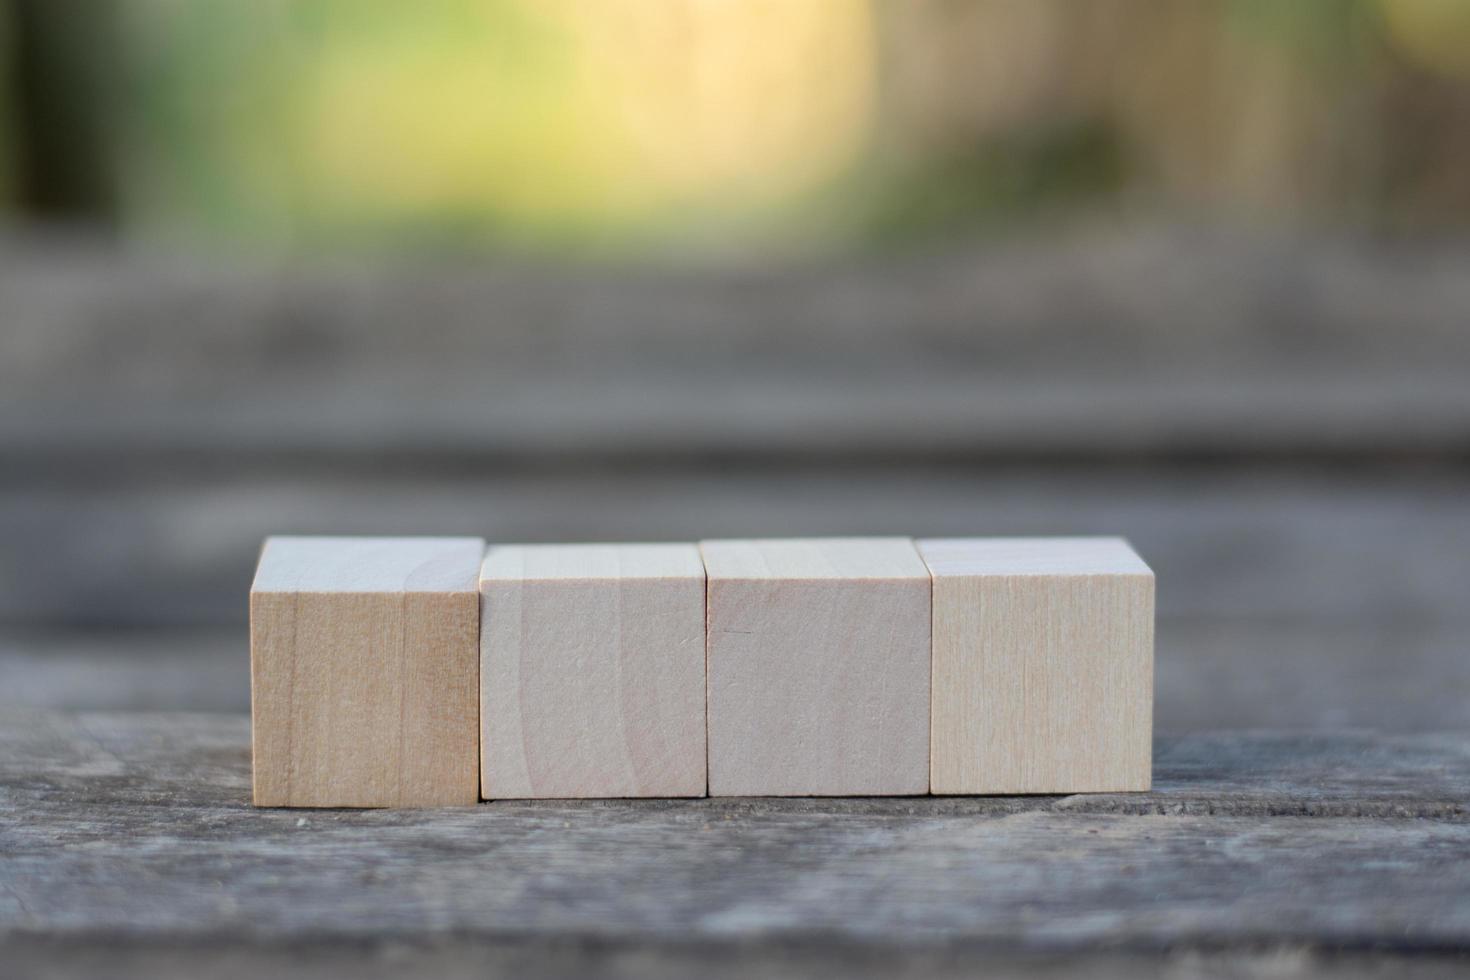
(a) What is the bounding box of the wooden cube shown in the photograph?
[250,536,483,807]
[480,543,707,798]
[918,537,1154,795]
[701,538,931,796]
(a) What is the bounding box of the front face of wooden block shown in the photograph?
[928,555,1154,795]
[249,537,482,808]
[480,546,706,798]
[704,543,931,797]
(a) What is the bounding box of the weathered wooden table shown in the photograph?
[3,708,1468,978]
[3,227,1470,975]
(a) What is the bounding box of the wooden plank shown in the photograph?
[8,366,1470,467]
[5,939,1464,980]
[5,941,1468,980]
[919,537,1154,794]
[249,536,483,807]
[700,538,931,796]
[6,467,1468,632]
[1,711,1468,963]
[5,710,1467,817]
[4,227,1470,473]
[479,543,706,799]
[7,228,1470,385]
[0,628,250,712]
[7,617,1467,735]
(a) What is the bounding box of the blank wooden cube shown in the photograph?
[480,543,706,798]
[701,538,931,797]
[250,536,483,807]
[918,537,1154,795]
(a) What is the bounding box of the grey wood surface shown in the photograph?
[3,226,1470,633]
[1,710,1468,978]
[8,941,1468,980]
[5,224,1470,485]
[6,617,1470,733]
[4,229,1470,977]
[2,220,1463,632]
[6,467,1470,629]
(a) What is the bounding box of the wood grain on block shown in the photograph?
[480,543,706,798]
[249,536,483,807]
[918,537,1154,795]
[700,538,931,796]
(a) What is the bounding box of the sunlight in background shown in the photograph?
[6,0,1466,251]
[120,0,875,248]
[1380,0,1470,77]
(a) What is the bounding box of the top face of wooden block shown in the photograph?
[700,537,928,581]
[251,537,484,594]
[917,537,1152,578]
[480,543,704,582]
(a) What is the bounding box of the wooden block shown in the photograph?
[250,536,483,807]
[700,537,931,796]
[480,543,706,798]
[918,537,1154,795]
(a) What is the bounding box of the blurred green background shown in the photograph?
[5,0,1470,256]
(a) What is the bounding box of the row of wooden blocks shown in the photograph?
[250,536,1154,806]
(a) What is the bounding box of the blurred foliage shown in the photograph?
[0,5,11,209]
[113,0,874,252]
[1380,0,1470,77]
[3,0,123,218]
[809,121,1127,250]
[5,0,1470,253]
